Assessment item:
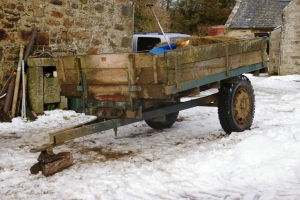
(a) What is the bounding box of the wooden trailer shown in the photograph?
[29,37,268,175]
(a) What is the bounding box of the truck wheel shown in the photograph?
[145,112,179,130]
[218,75,255,134]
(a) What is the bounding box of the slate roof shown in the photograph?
[229,0,291,29]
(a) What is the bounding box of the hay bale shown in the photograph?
[174,36,239,48]
[154,36,238,49]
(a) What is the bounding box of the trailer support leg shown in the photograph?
[114,127,118,137]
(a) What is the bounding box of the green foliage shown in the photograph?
[133,0,235,36]
[45,103,56,111]
[133,0,156,32]
[133,0,171,32]
[170,0,235,35]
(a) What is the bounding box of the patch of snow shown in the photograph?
[1,74,300,199]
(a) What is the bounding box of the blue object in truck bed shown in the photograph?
[150,43,177,54]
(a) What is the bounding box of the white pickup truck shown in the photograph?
[132,32,190,52]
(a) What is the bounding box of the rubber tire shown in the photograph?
[145,112,179,130]
[218,75,255,134]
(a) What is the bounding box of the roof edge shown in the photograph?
[224,0,244,32]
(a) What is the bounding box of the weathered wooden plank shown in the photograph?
[79,53,132,69]
[133,52,158,68]
[88,85,130,101]
[166,50,263,85]
[164,38,265,66]
[86,84,169,102]
[55,53,132,83]
[84,68,129,84]
[135,55,168,85]
[138,85,170,99]
[55,57,80,84]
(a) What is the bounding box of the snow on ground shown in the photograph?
[1,74,300,200]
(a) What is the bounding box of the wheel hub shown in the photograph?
[233,87,251,125]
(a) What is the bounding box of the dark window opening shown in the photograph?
[254,33,269,37]
[137,37,161,51]
[254,33,270,55]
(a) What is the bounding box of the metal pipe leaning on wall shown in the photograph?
[3,72,16,114]
[0,71,14,98]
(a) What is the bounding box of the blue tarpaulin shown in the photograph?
[150,43,177,55]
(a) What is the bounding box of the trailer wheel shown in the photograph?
[145,112,179,130]
[218,75,255,134]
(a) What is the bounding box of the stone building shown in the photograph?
[224,0,300,76]
[0,0,134,88]
[274,0,300,75]
[224,0,290,38]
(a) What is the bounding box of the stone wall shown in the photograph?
[279,0,300,75]
[0,0,134,88]
[225,29,270,39]
[268,28,281,75]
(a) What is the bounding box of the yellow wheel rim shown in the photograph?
[233,86,251,125]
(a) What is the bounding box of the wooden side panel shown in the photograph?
[165,38,265,66]
[55,38,266,101]
[166,50,263,85]
[133,53,168,85]
[55,56,80,85]
[55,53,132,84]
[55,53,134,99]
[164,38,266,85]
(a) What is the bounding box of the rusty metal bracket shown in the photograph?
[80,72,89,107]
[127,71,134,110]
[75,57,89,107]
